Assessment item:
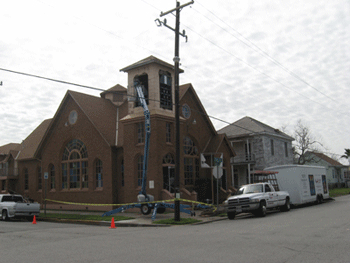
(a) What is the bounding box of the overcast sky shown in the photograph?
[1,0,349,164]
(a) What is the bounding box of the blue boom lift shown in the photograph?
[102,80,209,220]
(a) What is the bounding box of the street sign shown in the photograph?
[44,172,48,180]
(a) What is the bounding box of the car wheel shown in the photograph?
[281,198,290,212]
[227,212,236,220]
[2,210,9,221]
[141,204,152,215]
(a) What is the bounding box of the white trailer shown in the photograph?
[264,165,329,205]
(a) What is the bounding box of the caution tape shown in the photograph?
[44,198,217,211]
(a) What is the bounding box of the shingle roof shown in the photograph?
[0,143,20,155]
[67,90,119,146]
[100,84,127,98]
[307,151,343,166]
[217,116,294,141]
[120,55,184,73]
[17,119,52,160]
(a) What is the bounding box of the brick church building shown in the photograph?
[0,56,235,211]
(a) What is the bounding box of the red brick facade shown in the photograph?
[1,56,235,211]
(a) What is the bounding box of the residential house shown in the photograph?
[218,116,294,188]
[304,151,349,188]
[0,143,20,192]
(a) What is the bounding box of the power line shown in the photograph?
[194,0,338,103]
[2,66,347,158]
[0,66,258,135]
[182,25,327,108]
[0,68,105,93]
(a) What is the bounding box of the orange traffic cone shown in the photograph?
[32,215,37,225]
[109,217,116,229]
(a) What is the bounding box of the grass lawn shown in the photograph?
[39,213,133,222]
[153,218,201,225]
[329,188,350,198]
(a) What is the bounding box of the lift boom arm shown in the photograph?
[134,81,151,200]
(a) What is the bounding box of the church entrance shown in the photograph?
[163,166,175,193]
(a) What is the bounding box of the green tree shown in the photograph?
[341,148,350,165]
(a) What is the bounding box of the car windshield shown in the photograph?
[236,184,263,195]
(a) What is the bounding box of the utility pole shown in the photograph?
[156,0,193,221]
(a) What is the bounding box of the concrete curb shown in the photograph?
[37,216,227,227]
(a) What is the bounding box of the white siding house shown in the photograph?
[218,116,294,188]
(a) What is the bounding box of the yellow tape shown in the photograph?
[44,198,217,211]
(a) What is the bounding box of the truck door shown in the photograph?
[265,184,278,207]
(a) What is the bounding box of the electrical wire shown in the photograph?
[1,66,345,158]
[194,0,338,103]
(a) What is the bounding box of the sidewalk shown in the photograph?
[38,207,228,227]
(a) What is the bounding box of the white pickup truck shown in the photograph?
[226,183,290,220]
[0,194,40,221]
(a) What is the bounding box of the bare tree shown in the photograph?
[293,120,325,164]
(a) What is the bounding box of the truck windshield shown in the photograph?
[236,184,263,195]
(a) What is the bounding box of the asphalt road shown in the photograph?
[1,196,350,263]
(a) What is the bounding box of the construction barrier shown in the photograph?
[44,198,217,212]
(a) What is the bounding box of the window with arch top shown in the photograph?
[61,139,88,190]
[183,136,199,186]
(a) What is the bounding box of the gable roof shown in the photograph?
[0,143,20,155]
[217,116,294,141]
[69,90,119,146]
[35,90,119,159]
[307,151,343,166]
[17,119,52,160]
[179,83,235,157]
[203,134,236,157]
[120,55,184,73]
[179,83,216,135]
[100,84,127,98]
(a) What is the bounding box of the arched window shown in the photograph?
[183,136,199,186]
[38,167,42,190]
[162,153,175,192]
[50,165,55,190]
[121,159,125,187]
[61,139,88,190]
[159,71,172,110]
[137,155,144,187]
[95,159,103,188]
[24,168,29,190]
[134,74,149,107]
[163,153,175,165]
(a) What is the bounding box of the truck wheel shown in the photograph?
[281,198,290,212]
[26,216,34,222]
[141,204,152,215]
[2,210,9,221]
[257,201,267,217]
[227,212,236,220]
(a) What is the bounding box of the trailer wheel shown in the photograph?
[257,201,267,217]
[316,195,324,204]
[227,212,236,220]
[2,210,9,221]
[141,204,152,215]
[157,207,166,214]
[280,198,290,212]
